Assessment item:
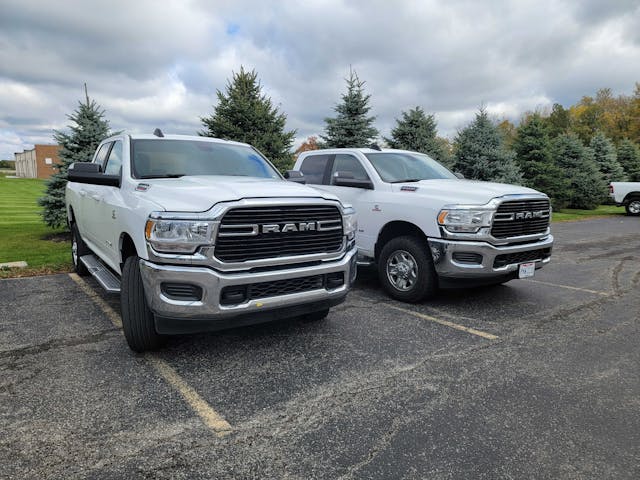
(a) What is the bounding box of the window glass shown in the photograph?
[131,140,281,179]
[330,154,370,184]
[300,155,330,185]
[364,152,456,182]
[104,140,123,175]
[93,143,112,170]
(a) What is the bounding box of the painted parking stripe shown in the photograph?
[523,279,611,296]
[68,273,232,437]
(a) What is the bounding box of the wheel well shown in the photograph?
[623,192,640,204]
[375,221,427,260]
[120,234,137,268]
[68,206,76,226]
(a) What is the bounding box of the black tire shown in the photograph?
[71,223,90,276]
[625,197,640,216]
[121,255,165,352]
[378,236,438,303]
[302,308,330,322]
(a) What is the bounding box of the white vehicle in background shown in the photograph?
[292,147,554,303]
[609,182,640,216]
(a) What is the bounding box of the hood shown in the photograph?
[133,176,337,212]
[391,179,545,205]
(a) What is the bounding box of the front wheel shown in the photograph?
[625,198,640,216]
[121,255,165,352]
[378,236,438,303]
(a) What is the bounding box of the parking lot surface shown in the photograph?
[1,216,639,479]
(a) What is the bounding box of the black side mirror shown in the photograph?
[68,162,120,187]
[333,171,374,189]
[454,172,465,179]
[284,170,306,184]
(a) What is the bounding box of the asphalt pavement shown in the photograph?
[1,216,639,479]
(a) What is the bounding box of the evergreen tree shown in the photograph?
[39,94,111,228]
[617,138,640,181]
[589,132,626,183]
[545,103,571,138]
[513,114,568,208]
[320,69,378,148]
[550,133,605,209]
[453,108,523,185]
[384,106,447,164]
[200,67,296,172]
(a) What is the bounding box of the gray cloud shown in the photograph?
[1,0,638,159]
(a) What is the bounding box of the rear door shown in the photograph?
[79,142,111,249]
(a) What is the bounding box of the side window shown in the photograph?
[93,143,112,170]
[300,155,330,185]
[104,140,123,176]
[330,154,370,184]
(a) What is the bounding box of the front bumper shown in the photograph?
[428,235,553,279]
[139,247,357,330]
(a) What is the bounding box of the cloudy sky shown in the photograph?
[1,0,639,160]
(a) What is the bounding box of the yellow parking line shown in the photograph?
[68,273,232,437]
[524,279,610,296]
[385,304,499,340]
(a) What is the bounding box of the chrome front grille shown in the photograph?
[491,199,551,239]
[215,205,344,262]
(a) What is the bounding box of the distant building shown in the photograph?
[14,145,61,179]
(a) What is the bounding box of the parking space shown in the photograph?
[1,216,639,479]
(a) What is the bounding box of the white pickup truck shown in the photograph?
[609,182,640,216]
[66,131,357,351]
[292,148,553,302]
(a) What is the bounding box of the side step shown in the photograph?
[80,254,121,293]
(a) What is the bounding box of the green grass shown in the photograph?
[0,176,72,277]
[552,204,625,222]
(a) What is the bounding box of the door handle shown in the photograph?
[79,190,87,197]
[90,194,102,202]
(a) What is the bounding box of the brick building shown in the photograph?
[14,145,61,179]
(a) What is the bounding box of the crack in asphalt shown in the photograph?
[0,329,119,360]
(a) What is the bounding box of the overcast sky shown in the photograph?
[1,0,639,160]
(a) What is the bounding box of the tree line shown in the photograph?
[40,68,640,228]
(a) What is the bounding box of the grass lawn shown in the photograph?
[552,204,625,222]
[0,176,72,278]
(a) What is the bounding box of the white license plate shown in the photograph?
[518,262,535,279]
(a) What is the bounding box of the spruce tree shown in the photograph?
[617,139,640,181]
[453,108,523,185]
[200,67,296,172]
[550,133,605,209]
[513,114,568,208]
[589,132,626,183]
[384,106,447,164]
[320,69,378,148]
[545,103,571,138]
[39,94,111,229]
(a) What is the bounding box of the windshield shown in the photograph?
[365,152,456,183]
[131,139,281,179]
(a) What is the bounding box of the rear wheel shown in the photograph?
[71,223,90,276]
[121,255,165,352]
[378,236,438,303]
[625,197,640,216]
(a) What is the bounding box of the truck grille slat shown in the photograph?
[215,205,344,262]
[493,248,552,268]
[491,199,551,239]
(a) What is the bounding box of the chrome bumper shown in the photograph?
[428,235,553,278]
[139,247,357,320]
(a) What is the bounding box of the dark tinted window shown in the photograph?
[300,155,330,185]
[131,140,280,179]
[104,140,123,175]
[330,154,370,184]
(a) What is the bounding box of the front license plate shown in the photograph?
[518,262,535,279]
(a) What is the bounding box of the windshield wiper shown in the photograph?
[138,174,186,179]
[390,178,422,183]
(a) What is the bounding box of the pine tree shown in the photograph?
[550,133,605,209]
[589,132,626,183]
[320,69,378,148]
[39,92,111,229]
[200,67,296,172]
[453,108,523,185]
[617,138,640,181]
[384,106,447,164]
[513,114,568,208]
[545,103,571,138]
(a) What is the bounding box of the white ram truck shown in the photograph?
[292,148,553,302]
[66,131,357,351]
[609,182,640,216]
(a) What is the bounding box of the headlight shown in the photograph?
[342,206,357,240]
[145,216,215,254]
[437,208,493,233]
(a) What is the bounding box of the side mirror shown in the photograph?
[284,170,306,184]
[454,172,465,179]
[333,171,373,189]
[68,162,120,187]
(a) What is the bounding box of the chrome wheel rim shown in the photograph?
[72,236,78,266]
[629,201,640,214]
[386,250,418,291]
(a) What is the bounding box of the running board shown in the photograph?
[80,254,121,293]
